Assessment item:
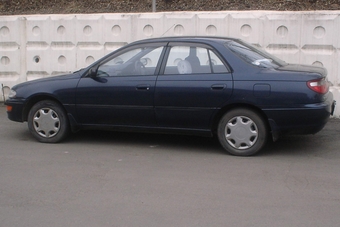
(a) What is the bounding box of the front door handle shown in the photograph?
[211,84,227,90]
[136,85,150,91]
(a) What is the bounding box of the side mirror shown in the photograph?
[88,66,98,77]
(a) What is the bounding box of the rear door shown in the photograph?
[155,42,233,130]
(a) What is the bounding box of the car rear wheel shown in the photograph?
[28,100,69,143]
[217,108,267,156]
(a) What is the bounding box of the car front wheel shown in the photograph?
[28,100,69,143]
[217,108,268,156]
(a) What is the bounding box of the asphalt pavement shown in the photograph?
[0,105,340,227]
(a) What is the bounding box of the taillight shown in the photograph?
[6,105,13,112]
[307,78,329,94]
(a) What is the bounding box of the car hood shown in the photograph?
[277,64,327,77]
[12,71,82,89]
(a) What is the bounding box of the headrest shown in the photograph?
[177,60,192,74]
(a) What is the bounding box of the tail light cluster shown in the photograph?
[307,78,330,94]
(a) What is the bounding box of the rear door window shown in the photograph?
[164,45,229,75]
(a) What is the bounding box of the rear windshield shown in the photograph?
[225,40,287,69]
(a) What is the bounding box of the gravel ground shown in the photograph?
[1,0,340,15]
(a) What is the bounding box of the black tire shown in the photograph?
[217,108,268,156]
[27,100,69,143]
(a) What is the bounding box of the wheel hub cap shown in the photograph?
[33,108,60,138]
[225,116,258,149]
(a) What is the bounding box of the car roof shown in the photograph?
[129,36,239,45]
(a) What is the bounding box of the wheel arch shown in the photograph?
[212,103,271,137]
[22,95,65,122]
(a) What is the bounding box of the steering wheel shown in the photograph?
[134,60,146,75]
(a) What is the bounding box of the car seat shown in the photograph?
[177,60,192,74]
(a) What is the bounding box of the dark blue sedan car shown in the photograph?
[5,36,336,156]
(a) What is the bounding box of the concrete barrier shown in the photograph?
[1,11,339,116]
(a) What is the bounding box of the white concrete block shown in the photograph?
[103,14,132,42]
[0,16,22,44]
[196,12,228,36]
[133,13,164,40]
[103,14,131,55]
[301,12,338,47]
[50,15,77,44]
[26,47,50,81]
[264,12,301,64]
[0,16,26,87]
[228,11,265,47]
[0,50,20,81]
[164,12,197,36]
[26,15,52,43]
[334,51,340,85]
[334,15,340,85]
[73,14,106,69]
[75,14,104,45]
[76,45,105,69]
[25,16,53,80]
[300,43,337,84]
[50,49,77,76]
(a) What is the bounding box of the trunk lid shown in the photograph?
[277,64,327,78]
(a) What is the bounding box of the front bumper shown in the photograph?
[5,99,26,122]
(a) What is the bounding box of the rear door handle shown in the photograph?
[211,84,227,90]
[136,85,150,91]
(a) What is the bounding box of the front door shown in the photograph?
[76,44,165,127]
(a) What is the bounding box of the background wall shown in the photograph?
[0,11,339,116]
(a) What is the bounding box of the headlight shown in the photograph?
[8,89,17,99]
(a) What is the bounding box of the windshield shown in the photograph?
[226,40,287,68]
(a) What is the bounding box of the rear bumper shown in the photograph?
[264,93,334,138]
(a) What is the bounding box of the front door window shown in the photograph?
[97,46,164,77]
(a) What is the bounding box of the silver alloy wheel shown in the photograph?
[33,108,60,138]
[225,116,258,150]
